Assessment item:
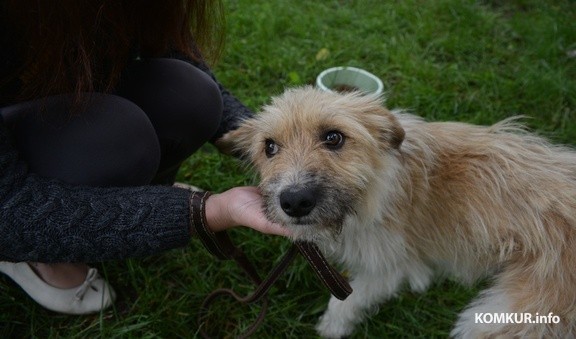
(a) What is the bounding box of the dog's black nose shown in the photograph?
[280,187,317,218]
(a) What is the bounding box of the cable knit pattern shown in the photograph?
[0,122,193,263]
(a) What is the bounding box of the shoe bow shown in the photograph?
[74,268,99,301]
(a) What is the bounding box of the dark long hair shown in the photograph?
[2,0,225,102]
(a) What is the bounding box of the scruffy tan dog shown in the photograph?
[218,86,576,338]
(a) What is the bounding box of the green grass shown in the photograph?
[2,0,575,337]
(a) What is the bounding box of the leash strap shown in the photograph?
[191,192,352,337]
[295,241,352,301]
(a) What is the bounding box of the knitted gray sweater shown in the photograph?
[0,125,191,263]
[0,62,254,263]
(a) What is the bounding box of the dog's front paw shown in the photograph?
[315,311,355,339]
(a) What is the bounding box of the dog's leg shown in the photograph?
[451,286,515,338]
[452,272,576,338]
[315,268,406,339]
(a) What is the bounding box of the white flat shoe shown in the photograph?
[0,262,116,315]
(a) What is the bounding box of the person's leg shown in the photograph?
[2,93,160,289]
[115,58,223,184]
[1,58,221,297]
[12,93,161,187]
[1,58,221,187]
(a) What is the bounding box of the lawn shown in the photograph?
[1,0,575,337]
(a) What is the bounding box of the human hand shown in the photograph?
[204,186,291,237]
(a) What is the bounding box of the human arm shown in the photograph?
[0,122,286,263]
[0,121,193,263]
[205,186,290,236]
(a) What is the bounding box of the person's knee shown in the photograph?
[173,65,223,143]
[15,94,161,187]
[116,58,223,158]
[88,95,162,186]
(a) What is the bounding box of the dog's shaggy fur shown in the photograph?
[218,87,576,338]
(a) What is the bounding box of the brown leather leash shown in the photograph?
[191,192,352,338]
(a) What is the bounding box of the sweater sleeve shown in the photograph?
[0,122,195,263]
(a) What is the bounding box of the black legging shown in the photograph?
[0,58,223,186]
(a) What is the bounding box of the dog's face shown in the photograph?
[218,87,404,240]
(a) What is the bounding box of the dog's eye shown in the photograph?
[265,139,279,157]
[323,131,345,150]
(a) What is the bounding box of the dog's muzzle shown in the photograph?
[279,186,318,218]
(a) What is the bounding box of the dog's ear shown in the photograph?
[372,106,405,150]
[386,115,405,149]
[214,120,257,158]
